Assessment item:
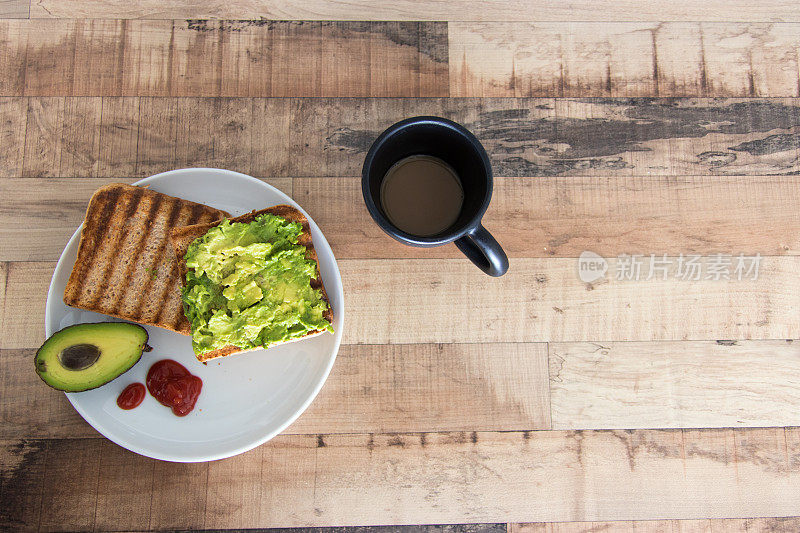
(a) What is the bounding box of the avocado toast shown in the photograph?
[170,206,334,362]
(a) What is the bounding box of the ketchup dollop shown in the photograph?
[146,359,203,417]
[116,383,146,410]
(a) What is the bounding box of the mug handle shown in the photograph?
[454,224,509,277]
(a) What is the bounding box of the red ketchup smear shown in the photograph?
[146,359,203,417]
[116,383,146,410]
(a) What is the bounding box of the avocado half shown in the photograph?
[35,322,151,392]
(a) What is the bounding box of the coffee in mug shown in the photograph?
[379,155,464,237]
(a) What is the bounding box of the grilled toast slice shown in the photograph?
[63,184,230,334]
[170,205,334,363]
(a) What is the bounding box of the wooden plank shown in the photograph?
[0,22,27,93]
[59,97,102,176]
[94,450,154,531]
[549,340,800,430]
[5,257,799,348]
[37,438,102,532]
[339,257,800,345]
[0,177,293,262]
[0,439,47,532]
[148,460,208,530]
[450,23,800,97]
[135,97,177,177]
[513,517,800,532]
[701,24,800,98]
[295,175,800,260]
[21,96,63,177]
[0,342,550,440]
[26,0,800,22]
[0,97,26,177]
[204,451,262,529]
[0,263,5,338]
[6,174,799,262]
[96,96,139,176]
[0,266,5,361]
[0,0,27,18]
[4,428,800,528]
[1,262,53,350]
[18,97,102,177]
[16,19,448,97]
[294,343,552,433]
[13,97,800,178]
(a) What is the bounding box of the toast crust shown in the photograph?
[170,205,334,363]
[63,183,230,334]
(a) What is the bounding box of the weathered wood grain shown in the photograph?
[3,427,800,528]
[450,23,800,97]
[149,461,208,530]
[295,175,800,259]
[5,258,799,349]
[549,340,800,429]
[297,343,552,433]
[37,438,103,532]
[0,98,25,176]
[94,447,155,532]
[0,263,6,348]
[339,258,800,345]
[22,97,63,177]
[26,0,800,22]
[513,517,800,532]
[0,0,27,19]
[10,20,800,97]
[14,97,800,178]
[21,97,102,178]
[0,438,47,532]
[6,175,799,262]
[1,262,53,350]
[0,343,550,440]
[0,24,25,93]
[204,452,262,529]
[97,97,139,176]
[7,19,448,97]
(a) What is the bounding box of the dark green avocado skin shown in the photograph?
[35,322,150,393]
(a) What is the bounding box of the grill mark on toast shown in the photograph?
[65,189,119,300]
[148,200,190,326]
[188,203,207,225]
[145,204,220,329]
[106,192,167,315]
[83,187,147,307]
[125,198,182,322]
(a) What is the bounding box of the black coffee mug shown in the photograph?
[362,116,509,277]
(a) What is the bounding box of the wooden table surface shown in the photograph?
[2,1,800,531]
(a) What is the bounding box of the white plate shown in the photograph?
[45,168,344,462]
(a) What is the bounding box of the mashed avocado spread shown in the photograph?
[181,214,333,355]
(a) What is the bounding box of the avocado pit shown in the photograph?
[58,343,101,370]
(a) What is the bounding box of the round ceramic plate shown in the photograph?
[45,168,344,462]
